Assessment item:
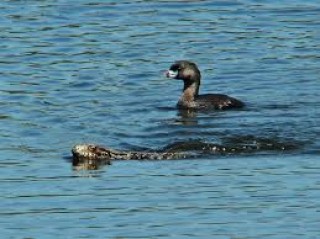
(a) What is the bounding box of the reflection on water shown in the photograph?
[1,0,320,238]
[72,155,112,171]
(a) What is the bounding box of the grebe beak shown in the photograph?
[165,70,178,79]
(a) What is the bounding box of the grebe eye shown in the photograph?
[170,64,181,71]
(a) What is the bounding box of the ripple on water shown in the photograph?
[1,0,320,238]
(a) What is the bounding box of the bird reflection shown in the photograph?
[176,109,199,126]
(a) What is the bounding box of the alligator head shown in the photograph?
[72,144,118,161]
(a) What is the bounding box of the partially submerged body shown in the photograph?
[71,139,298,169]
[72,143,188,170]
[165,60,244,110]
[72,144,187,161]
[71,143,236,163]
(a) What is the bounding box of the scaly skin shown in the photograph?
[72,142,265,162]
[71,140,298,170]
[72,144,188,161]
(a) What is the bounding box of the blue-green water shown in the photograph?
[1,0,320,238]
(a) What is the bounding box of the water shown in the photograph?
[1,0,320,238]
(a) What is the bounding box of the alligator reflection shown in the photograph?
[73,156,111,171]
[72,136,301,170]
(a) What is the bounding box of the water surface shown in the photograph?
[1,0,320,238]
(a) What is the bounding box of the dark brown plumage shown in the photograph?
[166,60,245,110]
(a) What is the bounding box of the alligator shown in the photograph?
[72,144,190,170]
[72,138,299,170]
